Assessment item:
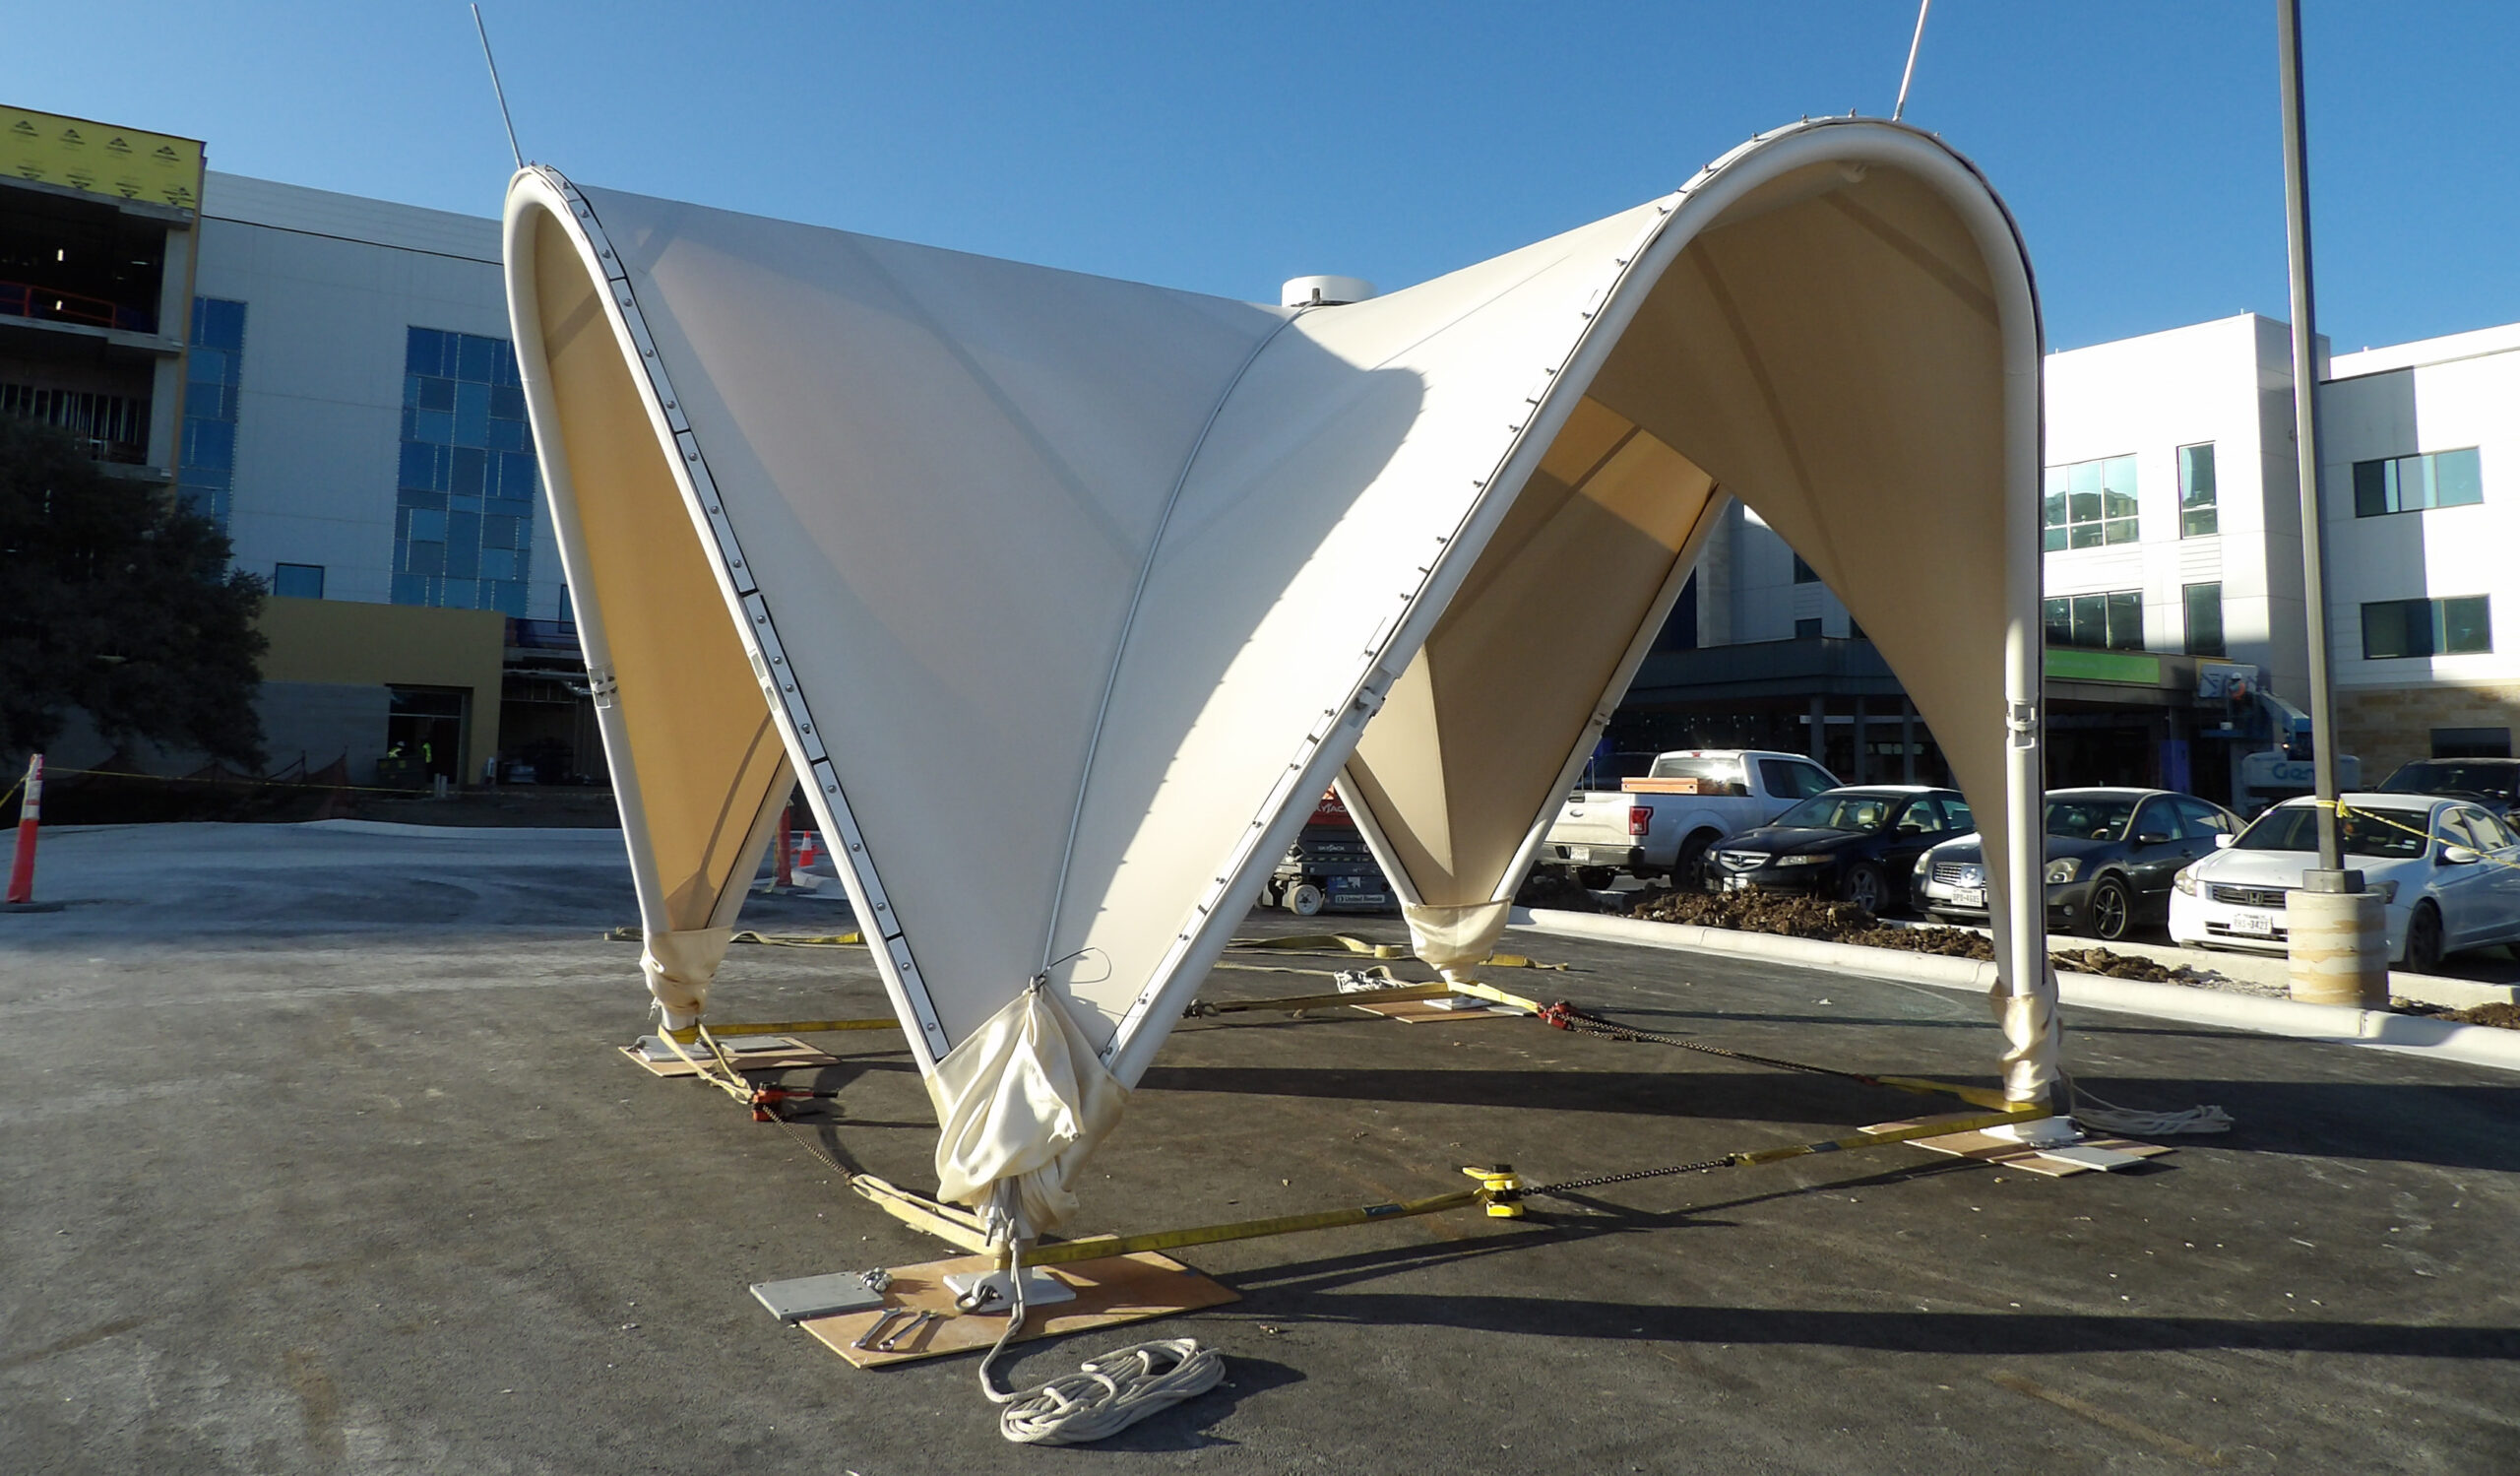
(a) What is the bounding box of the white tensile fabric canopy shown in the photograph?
[503,117,2055,1236]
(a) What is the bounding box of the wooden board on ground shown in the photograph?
[617,1037,837,1077]
[1354,997,1524,1024]
[1879,1116,2174,1176]
[799,1251,1236,1370]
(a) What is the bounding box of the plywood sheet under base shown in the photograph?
[1354,998,1523,1024]
[1884,1117,2174,1177]
[617,1037,838,1077]
[799,1251,1236,1369]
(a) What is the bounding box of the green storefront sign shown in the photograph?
[2045,648,2163,684]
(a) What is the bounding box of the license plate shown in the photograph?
[1954,886,1985,909]
[1725,874,1751,893]
[2230,910,2277,937]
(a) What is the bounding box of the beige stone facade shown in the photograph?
[2337,681,2520,777]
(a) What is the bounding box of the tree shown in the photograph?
[0,415,268,769]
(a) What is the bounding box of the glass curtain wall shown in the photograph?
[393,326,538,615]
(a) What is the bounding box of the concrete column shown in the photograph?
[1852,697,1868,784]
[1807,694,1826,764]
[2286,881,2386,1006]
[1901,701,1917,783]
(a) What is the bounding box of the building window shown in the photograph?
[180,297,247,529]
[2431,727,2512,759]
[2355,448,2483,517]
[2182,581,2224,657]
[2178,443,2217,538]
[0,383,152,464]
[1792,553,1818,584]
[1795,617,1823,639]
[394,326,537,615]
[2043,590,2144,651]
[2361,595,2491,659]
[272,563,324,600]
[2042,453,2138,550]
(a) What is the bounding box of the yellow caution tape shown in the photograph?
[1227,933,1566,970]
[1018,1186,1489,1267]
[1228,933,1410,959]
[850,1175,996,1253]
[662,1017,898,1042]
[2313,798,2520,876]
[604,927,866,946]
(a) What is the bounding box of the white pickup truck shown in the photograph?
[1541,748,1842,886]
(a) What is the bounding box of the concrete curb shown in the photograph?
[1509,907,2520,1075]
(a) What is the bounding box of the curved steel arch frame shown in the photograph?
[503,117,2052,1212]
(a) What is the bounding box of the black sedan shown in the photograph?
[1911,787,2240,940]
[2377,757,2520,828]
[1710,787,1976,914]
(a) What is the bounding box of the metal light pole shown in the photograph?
[2277,0,2385,1001]
[2277,0,2342,873]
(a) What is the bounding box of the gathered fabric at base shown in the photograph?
[1989,964,2063,1104]
[642,927,734,1029]
[928,984,1128,1235]
[1403,899,1515,984]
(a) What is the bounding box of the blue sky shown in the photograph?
[20,2,2517,352]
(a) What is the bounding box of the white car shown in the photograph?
[2168,792,2520,971]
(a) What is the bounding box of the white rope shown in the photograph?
[976,1234,1227,1445]
[2063,1073,2234,1136]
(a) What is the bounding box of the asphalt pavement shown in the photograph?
[4,822,2516,1473]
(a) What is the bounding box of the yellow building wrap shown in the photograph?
[2,105,203,210]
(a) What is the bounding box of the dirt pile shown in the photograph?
[1625,886,1876,936]
[2440,1001,2520,1031]
[1615,888,2210,983]
[2046,946,2207,983]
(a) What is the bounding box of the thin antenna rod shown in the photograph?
[1893,0,1933,122]
[472,4,525,170]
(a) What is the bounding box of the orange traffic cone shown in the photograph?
[5,753,59,912]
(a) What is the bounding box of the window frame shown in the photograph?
[2182,580,2225,658]
[2354,447,2485,518]
[271,562,325,600]
[2042,453,2140,550]
[2043,589,2145,652]
[2176,442,2218,538]
[2361,595,2493,660]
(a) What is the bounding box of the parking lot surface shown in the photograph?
[4,822,2517,1473]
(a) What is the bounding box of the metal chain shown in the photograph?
[1522,1155,1736,1197]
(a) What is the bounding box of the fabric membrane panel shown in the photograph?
[503,117,2053,1221]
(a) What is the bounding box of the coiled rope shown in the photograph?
[976,1237,1226,1444]
[2062,1072,2234,1136]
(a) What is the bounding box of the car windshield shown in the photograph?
[1776,794,1896,833]
[2045,797,2140,841]
[2233,804,2431,860]
[2381,761,2517,802]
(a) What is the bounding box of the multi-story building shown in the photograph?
[4,103,595,791]
[1614,311,2513,808]
[0,105,201,490]
[2324,324,2518,772]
